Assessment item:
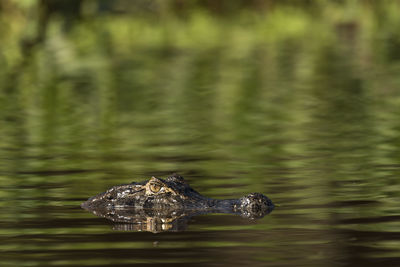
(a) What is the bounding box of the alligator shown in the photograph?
[81,174,274,232]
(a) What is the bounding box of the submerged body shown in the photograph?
[81,174,274,231]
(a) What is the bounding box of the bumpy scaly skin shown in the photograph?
[238,193,274,218]
[81,175,210,210]
[81,174,274,229]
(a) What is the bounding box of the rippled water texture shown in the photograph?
[1,1,400,266]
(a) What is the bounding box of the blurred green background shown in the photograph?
[1,0,400,266]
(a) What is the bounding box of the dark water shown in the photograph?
[2,2,400,266]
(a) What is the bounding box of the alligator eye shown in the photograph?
[149,183,162,193]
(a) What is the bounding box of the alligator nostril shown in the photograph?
[251,203,260,212]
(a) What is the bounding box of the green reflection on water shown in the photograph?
[1,1,400,266]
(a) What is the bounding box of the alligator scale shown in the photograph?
[81,174,274,232]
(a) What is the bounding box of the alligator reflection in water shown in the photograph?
[81,174,274,232]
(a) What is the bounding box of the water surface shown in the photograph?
[1,2,400,266]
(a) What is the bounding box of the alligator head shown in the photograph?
[81,174,274,232]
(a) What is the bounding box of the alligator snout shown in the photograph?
[238,193,274,219]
